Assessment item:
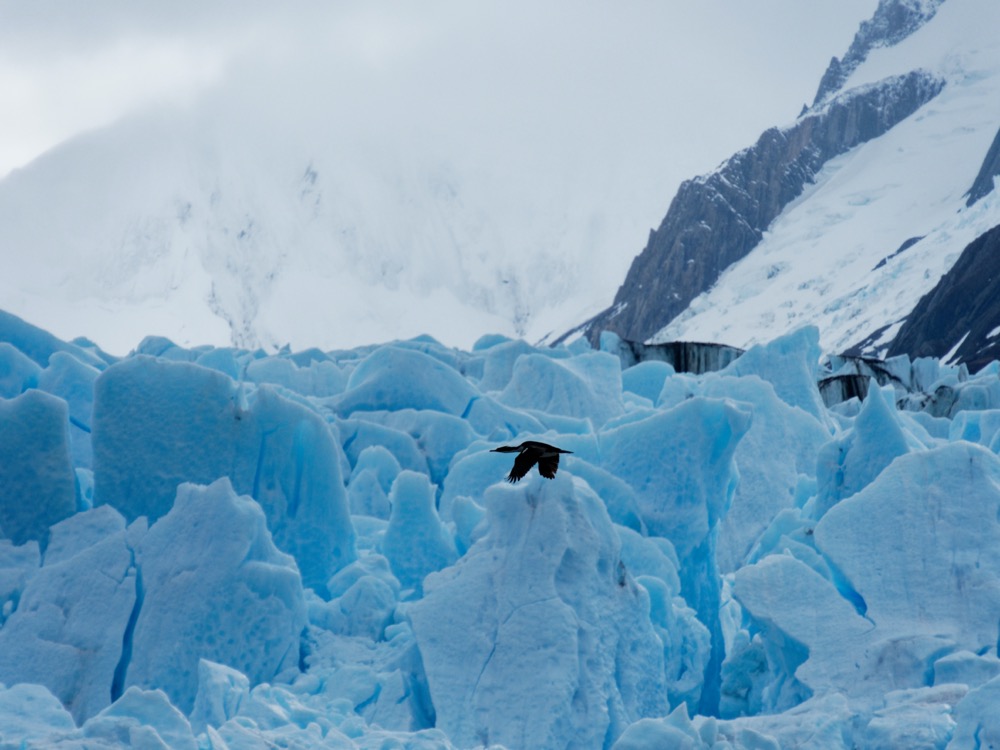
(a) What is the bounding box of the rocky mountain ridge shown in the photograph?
[565,0,1000,373]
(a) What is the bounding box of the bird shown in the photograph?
[491,441,573,483]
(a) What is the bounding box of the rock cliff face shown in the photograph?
[812,0,945,104]
[887,224,1000,372]
[966,126,1000,207]
[570,70,944,346]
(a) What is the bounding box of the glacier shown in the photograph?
[3,310,1000,748]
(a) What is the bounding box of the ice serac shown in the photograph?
[0,507,139,722]
[0,389,76,546]
[814,442,1000,649]
[408,474,667,750]
[573,69,944,346]
[93,355,356,590]
[698,374,828,573]
[382,470,457,593]
[93,355,256,523]
[499,351,624,427]
[37,351,100,470]
[82,686,198,750]
[0,342,40,398]
[600,397,751,716]
[810,381,914,520]
[126,478,306,715]
[333,345,478,417]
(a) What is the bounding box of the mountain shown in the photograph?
[568,0,1000,371]
[0,4,874,357]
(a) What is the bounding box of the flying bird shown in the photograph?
[491,441,573,483]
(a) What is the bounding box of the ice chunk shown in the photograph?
[601,396,750,715]
[498,351,624,427]
[462,392,547,438]
[621,360,675,403]
[700,375,829,572]
[339,417,430,475]
[721,327,829,424]
[189,659,251,733]
[864,685,965,750]
[194,347,243,380]
[249,386,357,590]
[408,474,666,749]
[363,409,477,486]
[0,683,76,745]
[37,351,100,469]
[950,408,1000,447]
[348,444,401,519]
[815,442,1000,651]
[93,355,255,523]
[0,538,40,628]
[44,503,127,566]
[334,345,477,416]
[125,478,306,714]
[382,471,457,593]
[0,509,139,721]
[82,686,197,750]
[94,357,356,589]
[601,397,750,560]
[811,381,916,520]
[611,704,710,750]
[0,389,76,546]
[478,338,567,392]
[0,308,107,370]
[933,649,1000,688]
[732,554,871,707]
[246,355,348,397]
[947,674,1000,749]
[314,555,401,641]
[0,341,41,397]
[438,447,506,521]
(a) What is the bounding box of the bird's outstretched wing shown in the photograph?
[507,451,537,483]
[537,454,561,479]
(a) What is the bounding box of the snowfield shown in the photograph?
[2,309,1000,749]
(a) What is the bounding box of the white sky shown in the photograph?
[0,1,877,181]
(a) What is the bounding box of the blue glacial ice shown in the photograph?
[3,311,1000,748]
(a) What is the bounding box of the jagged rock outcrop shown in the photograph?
[813,0,945,104]
[887,224,1000,372]
[966,126,1000,207]
[570,70,945,347]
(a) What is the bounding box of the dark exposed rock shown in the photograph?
[603,336,744,374]
[965,126,1000,207]
[818,374,871,407]
[872,235,924,271]
[817,353,911,407]
[887,224,1000,372]
[573,71,945,347]
[813,0,945,104]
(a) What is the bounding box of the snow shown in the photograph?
[6,311,1000,744]
[655,0,1000,355]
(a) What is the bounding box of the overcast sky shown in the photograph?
[0,1,883,352]
[0,1,877,181]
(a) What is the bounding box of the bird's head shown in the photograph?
[490,445,520,453]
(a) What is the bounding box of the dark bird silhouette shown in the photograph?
[491,441,573,483]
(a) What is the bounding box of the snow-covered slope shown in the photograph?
[655,0,1000,355]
